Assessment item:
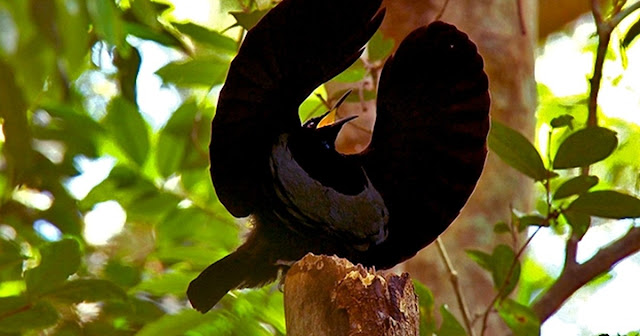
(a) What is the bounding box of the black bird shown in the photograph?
[188,0,490,313]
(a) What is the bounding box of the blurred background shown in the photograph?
[0,0,639,335]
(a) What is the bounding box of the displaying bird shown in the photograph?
[188,0,490,313]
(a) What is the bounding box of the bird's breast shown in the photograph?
[269,134,389,249]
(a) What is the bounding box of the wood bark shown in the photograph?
[284,254,419,336]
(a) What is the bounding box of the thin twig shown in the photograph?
[434,0,451,21]
[436,238,475,336]
[480,227,542,336]
[589,0,640,127]
[516,0,527,35]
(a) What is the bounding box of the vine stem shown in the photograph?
[436,237,475,336]
[480,226,542,336]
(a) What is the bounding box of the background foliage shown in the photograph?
[0,0,639,335]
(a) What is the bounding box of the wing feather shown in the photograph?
[363,22,490,267]
[210,0,384,216]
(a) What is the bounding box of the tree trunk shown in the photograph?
[284,254,420,336]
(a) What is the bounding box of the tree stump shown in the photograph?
[284,254,419,336]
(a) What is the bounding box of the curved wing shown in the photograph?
[363,22,490,267]
[210,0,384,217]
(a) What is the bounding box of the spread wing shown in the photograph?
[210,0,384,217]
[362,22,490,267]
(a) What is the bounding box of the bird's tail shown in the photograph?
[187,248,276,313]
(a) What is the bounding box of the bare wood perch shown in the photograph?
[284,253,419,336]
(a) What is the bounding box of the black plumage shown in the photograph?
[188,0,490,313]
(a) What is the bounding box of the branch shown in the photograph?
[531,226,640,321]
[436,238,475,336]
[589,0,640,127]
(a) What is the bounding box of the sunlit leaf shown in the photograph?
[25,238,81,296]
[488,120,547,181]
[156,57,230,87]
[437,305,467,336]
[80,165,156,210]
[333,59,366,83]
[156,102,198,177]
[86,0,125,51]
[368,30,394,62]
[568,190,640,219]
[553,175,599,200]
[173,23,237,55]
[134,272,197,296]
[0,298,58,332]
[497,299,540,336]
[135,308,221,336]
[48,279,127,303]
[104,97,150,167]
[124,22,184,49]
[230,9,270,31]
[413,281,436,336]
[553,126,617,169]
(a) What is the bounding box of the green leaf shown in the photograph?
[568,190,640,219]
[333,59,366,83]
[465,250,493,271]
[368,30,394,62]
[0,60,33,184]
[25,239,81,296]
[437,305,467,336]
[491,245,521,298]
[0,239,26,280]
[493,222,510,234]
[173,23,237,55]
[135,308,218,336]
[134,272,197,296]
[497,299,540,336]
[488,120,547,181]
[549,114,574,129]
[156,57,230,87]
[622,18,640,48]
[55,0,91,79]
[105,260,141,288]
[156,102,198,177]
[86,0,125,51]
[553,126,618,169]
[104,97,150,167]
[124,22,184,49]
[553,175,599,200]
[48,279,127,303]
[0,299,58,332]
[413,281,436,336]
[563,209,591,240]
[230,9,270,31]
[518,214,547,231]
